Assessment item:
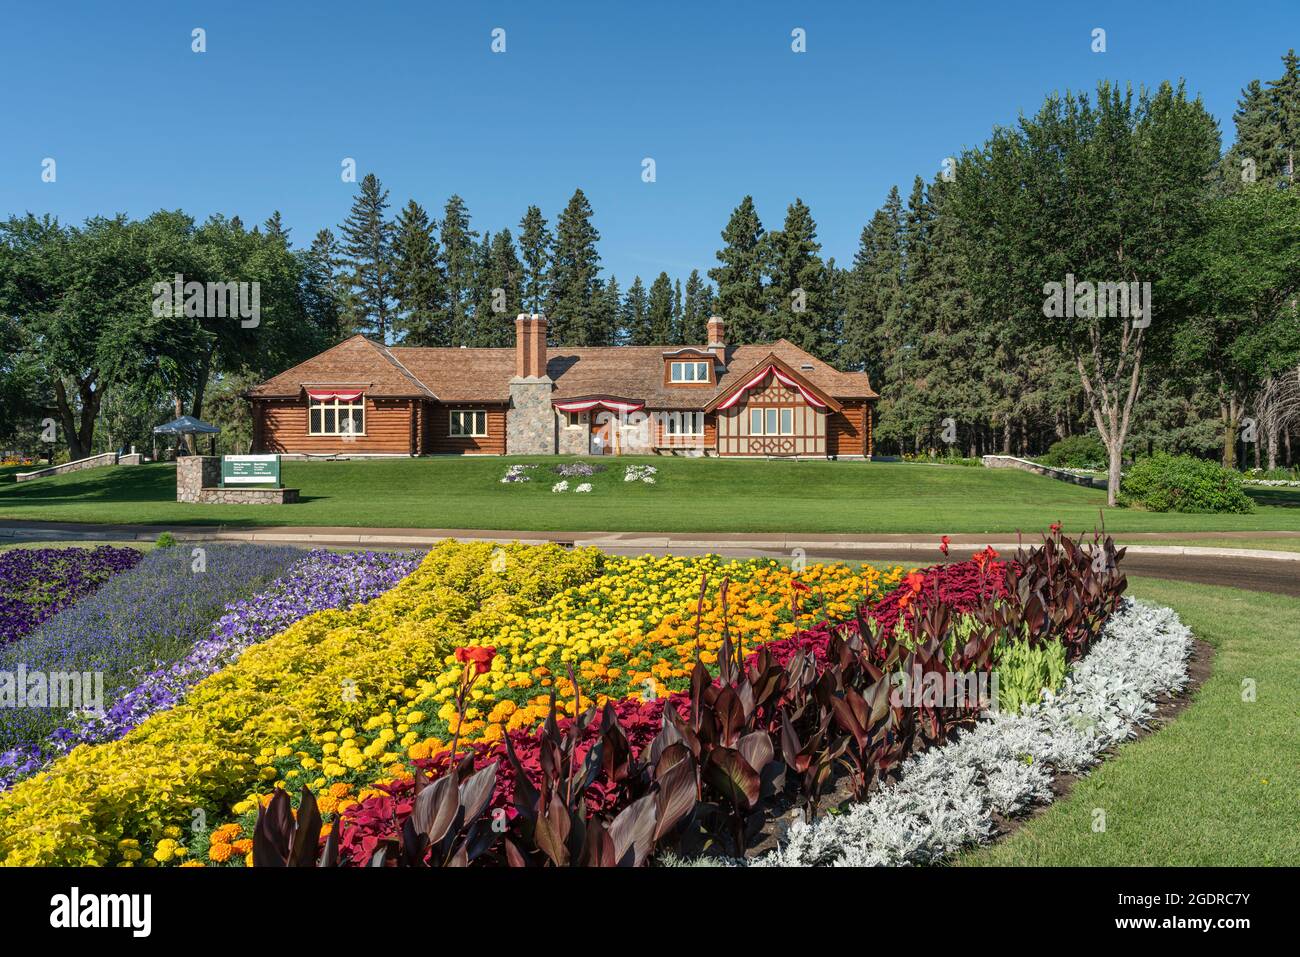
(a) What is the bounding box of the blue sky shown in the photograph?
[1,0,1295,284]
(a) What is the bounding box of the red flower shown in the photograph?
[940,535,951,556]
[904,571,926,593]
[1050,522,1062,535]
[455,646,498,674]
[791,580,812,593]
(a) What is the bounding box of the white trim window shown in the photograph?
[749,407,794,436]
[670,360,711,383]
[309,396,365,436]
[450,409,488,437]
[662,411,704,435]
[564,411,589,429]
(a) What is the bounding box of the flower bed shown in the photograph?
[0,531,1138,869]
[0,546,143,645]
[749,598,1192,866]
[0,544,302,784]
[0,550,423,789]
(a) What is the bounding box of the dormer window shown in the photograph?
[670,360,711,383]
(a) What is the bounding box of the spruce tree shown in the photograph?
[709,196,767,344]
[392,200,449,345]
[547,188,603,345]
[621,277,649,345]
[305,227,347,342]
[338,173,395,341]
[518,205,552,313]
[263,210,290,243]
[681,269,711,344]
[439,195,478,345]
[647,272,675,343]
[765,198,827,352]
[472,229,522,346]
[595,276,621,346]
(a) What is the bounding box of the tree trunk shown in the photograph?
[1106,439,1123,507]
[1221,398,1240,469]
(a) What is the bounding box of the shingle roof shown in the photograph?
[249,334,878,405]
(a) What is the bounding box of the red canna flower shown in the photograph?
[940,535,950,556]
[791,579,812,593]
[455,645,498,674]
[1050,522,1062,535]
[904,570,926,593]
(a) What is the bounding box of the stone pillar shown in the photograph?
[176,456,220,503]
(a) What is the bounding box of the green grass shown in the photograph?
[961,576,1300,866]
[1135,536,1300,552]
[3,457,1300,534]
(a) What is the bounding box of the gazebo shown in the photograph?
[153,415,221,458]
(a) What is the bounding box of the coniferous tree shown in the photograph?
[439,195,478,345]
[263,211,290,243]
[471,229,522,346]
[518,205,552,314]
[681,269,712,344]
[621,276,649,345]
[392,200,449,345]
[307,227,354,340]
[672,278,684,342]
[339,173,395,341]
[647,272,675,343]
[709,196,767,344]
[547,189,603,345]
[842,186,903,389]
[765,198,828,352]
[595,276,621,346]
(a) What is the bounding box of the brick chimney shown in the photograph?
[515,313,548,379]
[706,315,727,361]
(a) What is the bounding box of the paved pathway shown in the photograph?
[4,519,1299,596]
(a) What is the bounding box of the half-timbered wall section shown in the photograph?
[717,379,826,456]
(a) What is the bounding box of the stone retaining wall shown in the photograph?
[16,451,118,482]
[197,487,299,504]
[981,454,1102,488]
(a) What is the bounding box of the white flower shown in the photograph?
[551,480,569,493]
[575,483,592,493]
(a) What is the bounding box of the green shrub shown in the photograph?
[995,639,1068,714]
[155,532,177,548]
[1120,453,1255,513]
[1038,434,1107,469]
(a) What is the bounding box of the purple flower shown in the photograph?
[0,546,143,644]
[0,548,421,790]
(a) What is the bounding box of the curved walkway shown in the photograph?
[4,520,1299,597]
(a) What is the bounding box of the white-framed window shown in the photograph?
[670,360,710,383]
[564,411,588,429]
[309,396,365,436]
[450,409,488,437]
[749,407,793,435]
[662,411,704,435]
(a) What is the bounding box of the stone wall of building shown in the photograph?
[557,412,588,455]
[507,378,556,454]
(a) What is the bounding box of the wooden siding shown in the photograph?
[254,396,414,455]
[828,401,868,457]
[716,380,826,456]
[426,402,507,455]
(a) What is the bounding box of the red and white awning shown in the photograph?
[714,365,830,410]
[553,396,645,414]
[306,388,365,401]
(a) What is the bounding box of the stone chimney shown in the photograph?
[509,313,556,453]
[515,313,548,379]
[707,316,727,361]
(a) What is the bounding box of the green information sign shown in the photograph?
[222,454,280,486]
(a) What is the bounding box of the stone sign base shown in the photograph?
[197,486,299,504]
[176,456,299,504]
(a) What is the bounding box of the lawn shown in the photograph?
[961,576,1300,866]
[3,457,1300,534]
